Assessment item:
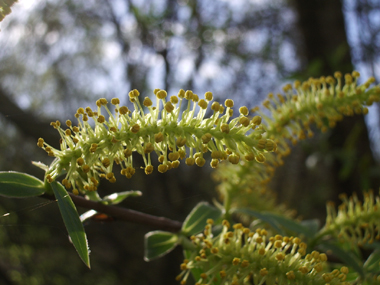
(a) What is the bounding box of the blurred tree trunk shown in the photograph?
[272,0,380,218]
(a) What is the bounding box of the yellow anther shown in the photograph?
[265,140,276,152]
[106,172,114,180]
[168,152,180,161]
[155,90,167,99]
[177,89,185,98]
[111,98,120,105]
[257,139,266,149]
[144,142,154,154]
[255,153,265,163]
[184,90,193,100]
[99,98,108,105]
[172,160,180,168]
[119,106,129,115]
[124,148,132,157]
[352,70,360,78]
[170,96,178,104]
[198,99,208,109]
[130,124,140,133]
[252,116,262,125]
[158,164,168,173]
[286,271,295,280]
[221,124,229,134]
[76,157,84,166]
[192,94,199,102]
[37,138,44,148]
[260,268,268,276]
[195,157,205,167]
[97,115,106,123]
[178,149,186,159]
[185,157,195,166]
[211,102,220,112]
[154,132,164,143]
[210,159,219,168]
[239,106,249,115]
[176,137,187,147]
[232,258,240,265]
[155,90,168,99]
[240,260,249,268]
[239,117,250,127]
[165,102,174,113]
[145,165,153,175]
[143,97,153,107]
[276,252,285,261]
[211,150,222,159]
[205,91,213,101]
[345,73,353,84]
[90,143,98,153]
[225,99,234,108]
[77,108,85,114]
[66,120,72,127]
[82,165,90,173]
[201,133,212,144]
[228,154,240,164]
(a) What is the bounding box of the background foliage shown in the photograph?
[0,0,379,284]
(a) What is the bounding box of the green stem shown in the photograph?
[178,235,196,251]
[85,191,102,202]
[223,189,232,220]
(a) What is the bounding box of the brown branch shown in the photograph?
[41,193,183,232]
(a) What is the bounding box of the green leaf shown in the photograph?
[300,219,320,236]
[181,202,222,236]
[0,171,45,198]
[233,208,285,235]
[262,212,316,238]
[31,161,49,172]
[101,190,142,205]
[144,231,178,261]
[51,181,90,268]
[319,242,364,277]
[80,210,98,223]
[364,250,380,273]
[184,249,203,282]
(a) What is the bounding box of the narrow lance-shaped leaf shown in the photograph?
[51,181,90,268]
[181,202,222,236]
[101,190,142,205]
[144,231,178,261]
[364,250,380,273]
[0,171,45,198]
[233,208,285,235]
[259,212,316,238]
[319,242,364,278]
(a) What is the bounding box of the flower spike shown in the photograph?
[39,90,276,194]
[177,222,349,285]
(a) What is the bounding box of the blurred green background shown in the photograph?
[0,0,379,284]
